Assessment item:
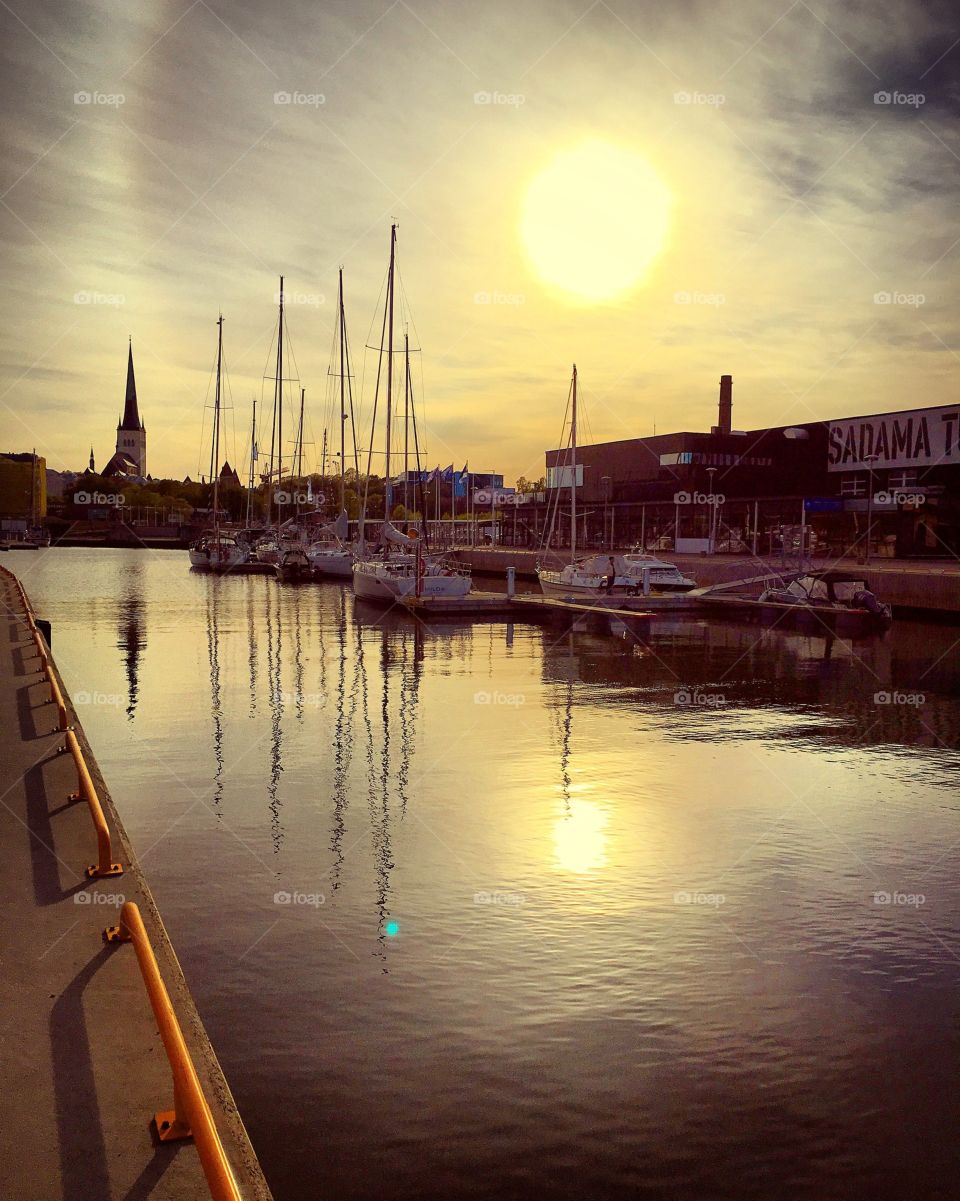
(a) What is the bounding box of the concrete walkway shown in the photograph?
[0,568,273,1201]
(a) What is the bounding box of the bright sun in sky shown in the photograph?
[520,141,672,304]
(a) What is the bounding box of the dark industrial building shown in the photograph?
[526,377,960,559]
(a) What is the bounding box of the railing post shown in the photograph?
[103,903,242,1201]
[63,729,123,878]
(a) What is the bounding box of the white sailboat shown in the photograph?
[537,365,696,600]
[189,316,248,573]
[352,225,471,603]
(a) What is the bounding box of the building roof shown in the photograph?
[119,339,143,431]
[101,451,141,479]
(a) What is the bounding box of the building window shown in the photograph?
[839,473,867,497]
[888,469,917,489]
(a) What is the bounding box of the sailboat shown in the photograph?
[537,365,696,599]
[189,316,248,572]
[352,225,471,602]
[308,268,357,579]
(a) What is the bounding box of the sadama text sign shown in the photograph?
[827,407,960,472]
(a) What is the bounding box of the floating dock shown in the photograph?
[399,590,661,630]
[0,565,273,1201]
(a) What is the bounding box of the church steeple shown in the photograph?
[120,337,142,431]
[89,446,95,471]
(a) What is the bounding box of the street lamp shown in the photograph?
[706,466,717,554]
[863,453,880,564]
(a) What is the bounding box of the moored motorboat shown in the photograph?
[538,552,696,599]
[189,530,248,572]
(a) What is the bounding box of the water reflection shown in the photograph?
[117,562,146,721]
[17,549,960,1201]
[206,583,224,816]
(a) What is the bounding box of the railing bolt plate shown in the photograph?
[154,1110,193,1142]
[87,863,124,879]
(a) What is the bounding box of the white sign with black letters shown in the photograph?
[827,407,960,472]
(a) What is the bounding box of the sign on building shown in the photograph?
[827,407,960,472]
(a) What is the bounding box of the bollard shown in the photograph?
[506,566,515,598]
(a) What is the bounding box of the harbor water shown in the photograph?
[16,547,960,1201]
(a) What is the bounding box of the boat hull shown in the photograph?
[353,562,471,602]
[309,551,354,578]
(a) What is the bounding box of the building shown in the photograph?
[530,376,959,558]
[102,339,146,479]
[0,452,46,535]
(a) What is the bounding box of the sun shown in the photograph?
[520,141,671,304]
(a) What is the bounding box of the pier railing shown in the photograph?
[61,728,124,878]
[104,902,243,1201]
[0,566,123,878]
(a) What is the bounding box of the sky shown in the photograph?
[0,0,958,485]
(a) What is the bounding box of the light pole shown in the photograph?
[863,453,880,564]
[706,466,717,553]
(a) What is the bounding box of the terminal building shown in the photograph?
[534,376,959,558]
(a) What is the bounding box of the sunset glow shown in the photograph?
[520,142,671,303]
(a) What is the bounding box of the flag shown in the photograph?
[441,463,454,481]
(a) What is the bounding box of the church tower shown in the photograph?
[116,338,147,477]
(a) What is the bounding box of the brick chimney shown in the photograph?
[717,374,733,435]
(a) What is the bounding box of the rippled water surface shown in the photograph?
[14,548,960,1200]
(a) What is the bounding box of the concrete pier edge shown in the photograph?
[2,565,274,1201]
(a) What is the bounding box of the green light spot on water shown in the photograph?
[385,921,399,937]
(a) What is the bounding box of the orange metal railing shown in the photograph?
[0,566,123,879]
[62,728,123,878]
[104,903,242,1201]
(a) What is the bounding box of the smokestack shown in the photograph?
[718,374,732,435]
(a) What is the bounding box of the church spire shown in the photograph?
[120,337,141,431]
[89,446,95,471]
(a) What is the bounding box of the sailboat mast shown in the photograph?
[403,329,410,516]
[246,396,256,526]
[338,267,346,513]
[297,388,305,479]
[571,363,577,561]
[275,275,284,523]
[213,315,223,539]
[385,224,396,521]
